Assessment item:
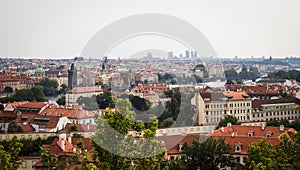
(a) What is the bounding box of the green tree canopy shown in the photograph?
[92,98,165,169]
[7,121,22,133]
[217,115,241,129]
[180,137,234,170]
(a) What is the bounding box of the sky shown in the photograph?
[0,0,300,59]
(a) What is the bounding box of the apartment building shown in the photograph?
[252,98,300,122]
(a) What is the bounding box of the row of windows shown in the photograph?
[229,109,250,114]
[263,105,295,110]
[205,102,251,109]
[253,110,298,118]
[253,116,298,122]
[206,117,222,123]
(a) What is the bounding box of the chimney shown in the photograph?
[279,125,284,131]
[261,124,265,131]
[87,123,90,131]
[221,127,224,133]
[68,137,72,144]
[61,139,65,151]
[227,123,232,127]
[231,132,235,138]
[73,147,76,152]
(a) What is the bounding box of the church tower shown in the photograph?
[68,63,77,89]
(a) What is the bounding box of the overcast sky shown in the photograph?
[0,0,299,59]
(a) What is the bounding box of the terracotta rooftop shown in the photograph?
[223,91,250,100]
[17,101,47,109]
[40,104,97,119]
[66,86,102,93]
[212,125,297,155]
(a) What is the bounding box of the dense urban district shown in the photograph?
[1,53,300,170]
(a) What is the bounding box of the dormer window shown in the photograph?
[247,131,254,137]
[235,144,241,152]
[266,131,272,137]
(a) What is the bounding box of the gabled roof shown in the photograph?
[17,101,47,109]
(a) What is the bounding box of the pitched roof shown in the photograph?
[66,86,102,93]
[212,125,296,155]
[223,91,250,100]
[17,101,47,109]
[40,104,97,119]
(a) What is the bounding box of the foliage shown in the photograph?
[4,86,13,93]
[96,90,114,109]
[9,136,23,169]
[77,95,99,111]
[92,98,165,169]
[247,134,300,170]
[225,66,259,80]
[268,70,300,82]
[216,115,241,129]
[179,137,234,170]
[0,86,47,103]
[0,136,58,157]
[158,88,195,128]
[225,79,234,85]
[0,144,13,170]
[56,96,66,105]
[192,74,203,83]
[129,95,151,111]
[38,78,59,96]
[7,121,22,133]
[266,118,300,131]
[69,124,78,132]
[0,136,23,169]
[72,133,84,138]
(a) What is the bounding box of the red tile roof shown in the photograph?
[223,91,249,100]
[40,104,97,119]
[66,86,102,93]
[17,101,47,109]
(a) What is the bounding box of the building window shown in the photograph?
[248,131,253,137]
[235,144,241,152]
[236,157,240,163]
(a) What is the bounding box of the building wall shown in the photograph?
[0,132,56,141]
[252,103,299,122]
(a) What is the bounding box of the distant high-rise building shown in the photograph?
[185,50,190,58]
[179,53,183,58]
[191,51,194,58]
[168,51,174,59]
[68,63,77,89]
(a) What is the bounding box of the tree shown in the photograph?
[247,134,300,170]
[216,115,241,129]
[0,144,13,170]
[69,124,78,132]
[225,79,234,85]
[38,78,59,96]
[4,86,13,93]
[56,96,66,105]
[92,98,165,169]
[7,121,22,133]
[8,136,23,169]
[181,137,234,170]
[96,90,114,109]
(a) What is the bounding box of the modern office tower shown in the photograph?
[185,50,190,58]
[168,51,174,59]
